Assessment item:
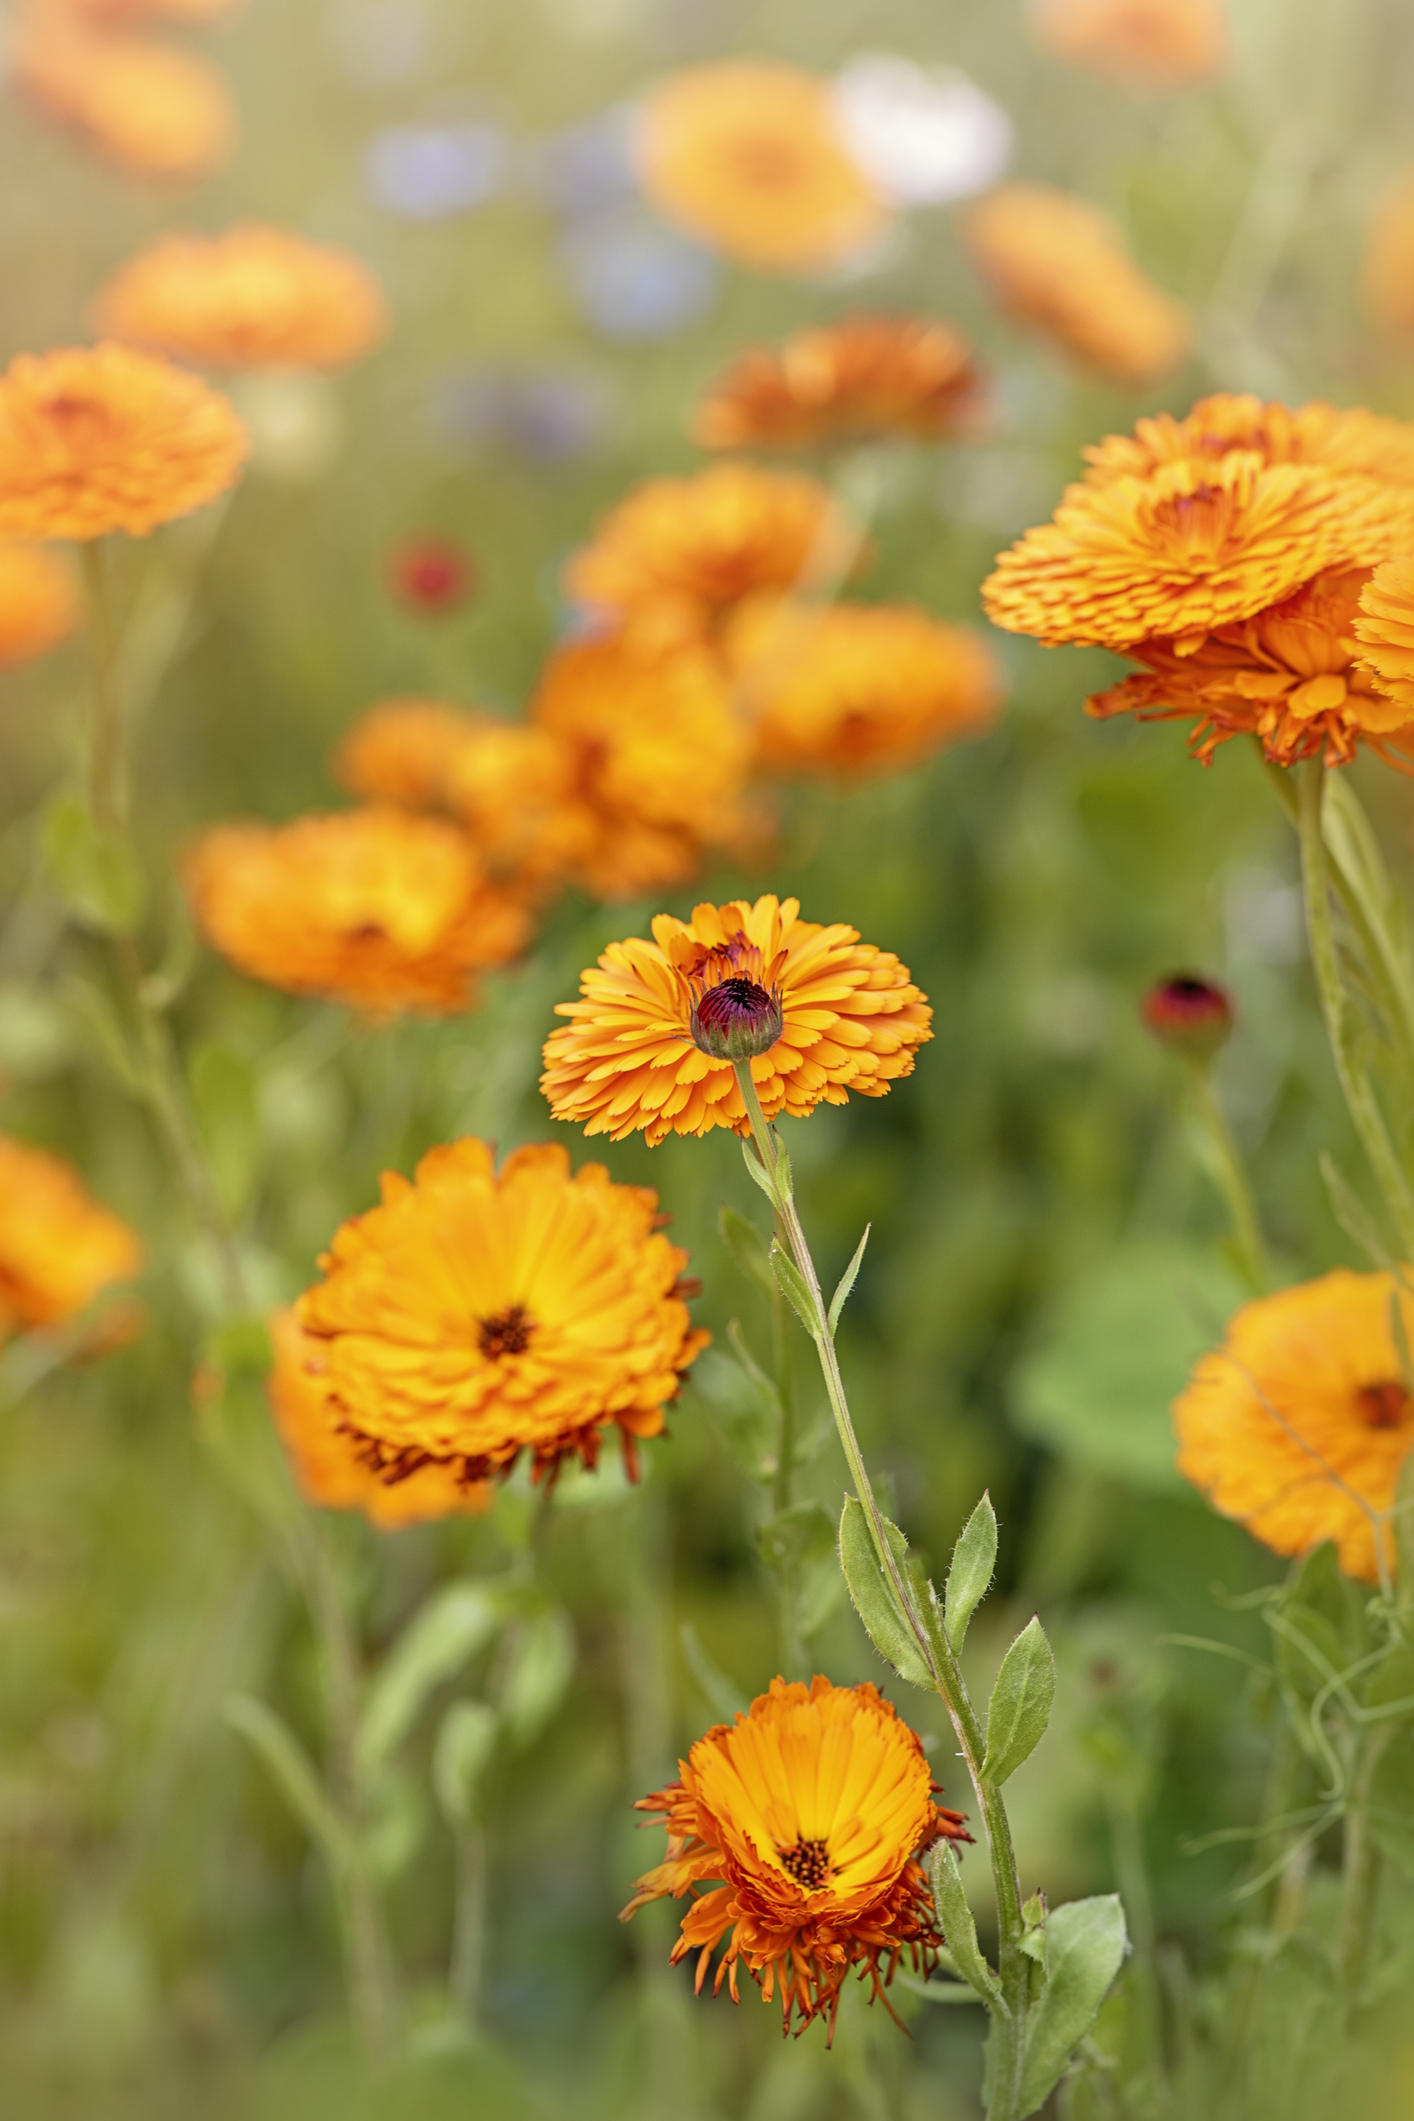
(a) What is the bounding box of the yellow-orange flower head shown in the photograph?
[1081,392,1414,492]
[0,542,78,665]
[566,462,861,652]
[0,344,248,542]
[542,895,932,1146]
[294,1139,708,1487]
[692,316,988,453]
[961,184,1191,384]
[1174,1269,1414,1584]
[1351,555,1414,713]
[13,13,237,183]
[0,1133,143,1344]
[636,62,891,275]
[622,1676,970,2038]
[1028,0,1228,89]
[93,225,389,374]
[267,1310,494,1531]
[184,808,534,1017]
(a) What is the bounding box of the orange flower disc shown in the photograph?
[294,1139,708,1487]
[184,808,533,1016]
[93,225,389,373]
[1028,0,1228,89]
[541,894,932,1145]
[13,15,237,183]
[1081,392,1414,491]
[692,315,988,452]
[267,1309,493,1531]
[0,344,248,542]
[723,598,1003,777]
[1174,1268,1414,1584]
[622,1676,970,2037]
[0,1133,142,1343]
[0,542,78,665]
[636,61,891,274]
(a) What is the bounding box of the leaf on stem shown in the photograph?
[1017,1895,1128,2117]
[758,1499,836,1572]
[769,1241,818,1334]
[944,1492,998,1650]
[43,792,145,935]
[926,1840,1003,2007]
[739,1136,779,1203]
[718,1205,776,1297]
[980,1616,1055,1785]
[432,1700,499,1830]
[1320,1153,1394,1272]
[225,1692,352,1871]
[679,1621,749,1721]
[826,1225,870,1338]
[499,1608,576,1749]
[357,1582,507,1776]
[838,1495,935,1690]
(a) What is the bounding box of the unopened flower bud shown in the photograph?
[387,534,476,616]
[689,975,784,1062]
[1141,973,1233,1059]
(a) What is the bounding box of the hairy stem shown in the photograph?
[1185,1057,1271,1294]
[768,1230,806,1679]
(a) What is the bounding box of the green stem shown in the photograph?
[1337,1724,1390,2014]
[82,540,123,832]
[768,1223,806,1679]
[1185,1058,1271,1295]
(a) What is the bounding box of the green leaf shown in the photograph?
[357,1583,504,1775]
[826,1226,870,1338]
[757,1499,836,1572]
[1364,1644,1414,1721]
[740,1136,779,1202]
[60,975,143,1095]
[432,1701,500,1830]
[838,1495,935,1691]
[189,1040,261,1220]
[225,1694,351,1871]
[1273,1543,1365,1718]
[926,1840,1002,2006]
[193,1326,298,1534]
[679,1622,748,1722]
[691,1341,778,1484]
[797,1556,847,1640]
[1320,1154,1394,1270]
[1018,1895,1128,2117]
[944,1492,998,1650]
[43,792,145,934]
[499,1609,575,1749]
[981,1616,1055,1785]
[769,1242,817,1334]
[718,1205,775,1297]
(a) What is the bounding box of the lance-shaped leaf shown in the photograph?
[980,1616,1055,1785]
[433,1701,500,1831]
[826,1226,870,1338]
[718,1205,775,1296]
[1018,1895,1128,2116]
[926,1840,1003,2007]
[44,792,145,935]
[357,1582,504,1775]
[500,1608,576,1749]
[944,1492,998,1650]
[226,1693,352,1871]
[769,1241,818,1334]
[839,1496,935,1691]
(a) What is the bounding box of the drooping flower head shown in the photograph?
[0,344,249,541]
[542,895,932,1145]
[0,1134,143,1344]
[0,542,78,665]
[387,534,476,616]
[1027,0,1228,89]
[622,1676,970,2038]
[636,62,891,274]
[1080,393,1414,491]
[12,13,237,183]
[93,225,389,373]
[692,315,988,453]
[1140,973,1233,1058]
[184,808,533,1016]
[294,1139,708,1488]
[1174,1268,1414,1584]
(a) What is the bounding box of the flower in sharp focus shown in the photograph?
[93,225,389,373]
[1081,393,1414,491]
[1027,0,1228,89]
[0,1134,143,1345]
[621,1676,970,2038]
[294,1139,708,1487]
[184,808,534,1016]
[961,184,1191,384]
[386,535,477,616]
[0,345,249,541]
[1174,1269,1414,1583]
[723,598,1003,778]
[12,10,237,183]
[634,62,892,276]
[1140,974,1233,1058]
[692,315,989,452]
[267,1310,494,1530]
[1363,168,1414,345]
[541,894,932,1145]
[1351,555,1414,711]
[0,543,79,665]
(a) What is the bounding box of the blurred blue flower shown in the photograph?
[558,209,717,342]
[534,106,639,220]
[365,123,507,219]
[428,369,611,462]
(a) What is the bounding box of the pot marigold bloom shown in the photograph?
[1174,1269,1414,1584]
[1081,392,1414,492]
[184,808,533,1016]
[0,1134,142,1344]
[267,1310,493,1531]
[93,226,389,374]
[1028,0,1228,89]
[1352,555,1414,711]
[0,542,78,665]
[692,315,987,453]
[13,14,237,183]
[541,894,931,1145]
[723,598,1002,778]
[636,62,891,276]
[0,344,248,542]
[622,1676,969,2037]
[294,1139,708,1487]
[566,463,861,652]
[961,184,1191,384]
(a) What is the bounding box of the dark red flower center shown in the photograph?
[478,1303,533,1359]
[778,1836,832,1890]
[1357,1379,1414,1430]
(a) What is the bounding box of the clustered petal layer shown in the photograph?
[692,315,987,453]
[1080,392,1414,491]
[0,1133,143,1344]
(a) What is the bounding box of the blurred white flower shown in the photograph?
[832,54,1012,206]
[230,373,345,485]
[365,122,507,220]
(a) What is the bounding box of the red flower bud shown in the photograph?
[1141,974,1233,1059]
[689,975,784,1062]
[387,535,476,616]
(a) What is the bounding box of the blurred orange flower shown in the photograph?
[93,225,389,373]
[13,10,236,183]
[65,0,239,21]
[637,61,891,274]
[542,894,932,1145]
[0,542,78,665]
[184,808,533,1016]
[1028,0,1228,89]
[1081,392,1414,490]
[692,315,987,452]
[267,1310,493,1531]
[1364,168,1414,344]
[0,344,248,541]
[622,1676,969,2037]
[724,598,1002,777]
[295,1139,708,1487]
[0,1133,142,1344]
[961,183,1191,383]
[1174,1269,1414,1584]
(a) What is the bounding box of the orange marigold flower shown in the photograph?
[0,344,248,542]
[1174,1268,1414,1584]
[541,894,932,1145]
[64,0,239,22]
[0,1133,142,1344]
[1351,555,1414,712]
[1364,168,1414,344]
[961,184,1191,384]
[184,808,534,1017]
[982,452,1414,652]
[566,463,861,652]
[621,1676,970,2038]
[1027,0,1228,89]
[294,1139,708,1487]
[267,1309,493,1531]
[692,315,988,453]
[0,542,78,665]
[723,598,1003,777]
[1081,392,1414,491]
[13,12,237,183]
[93,225,389,373]
[636,62,891,275]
